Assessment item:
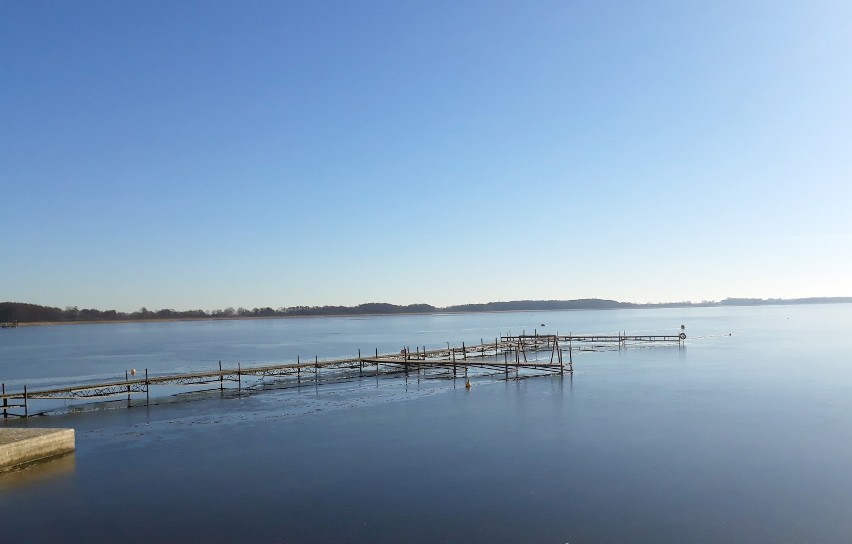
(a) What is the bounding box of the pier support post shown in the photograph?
[23,385,28,418]
[504,341,508,377]
[145,369,150,406]
[315,356,319,382]
[126,370,131,408]
[238,363,241,391]
[219,361,223,391]
[556,339,564,374]
[359,349,363,376]
[462,342,466,360]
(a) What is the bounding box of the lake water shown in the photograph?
[1,305,851,542]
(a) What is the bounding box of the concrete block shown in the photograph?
[0,428,76,470]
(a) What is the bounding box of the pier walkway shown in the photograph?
[1,332,685,418]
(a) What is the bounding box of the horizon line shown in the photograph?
[3,296,852,315]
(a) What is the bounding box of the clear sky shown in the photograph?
[2,1,850,311]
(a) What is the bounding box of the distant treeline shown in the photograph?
[0,302,436,323]
[1,297,850,324]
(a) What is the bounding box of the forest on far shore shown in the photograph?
[1,297,851,324]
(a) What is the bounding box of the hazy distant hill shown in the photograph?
[1,297,850,324]
[444,299,638,312]
[719,297,852,306]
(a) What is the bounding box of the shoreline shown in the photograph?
[8,300,852,328]
[13,308,600,328]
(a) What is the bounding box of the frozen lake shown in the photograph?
[2,304,851,542]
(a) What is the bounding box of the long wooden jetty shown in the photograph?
[1,332,685,418]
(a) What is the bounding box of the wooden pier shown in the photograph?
[1,332,685,418]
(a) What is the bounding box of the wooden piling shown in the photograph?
[498,338,506,375]
[556,339,563,374]
[145,369,150,406]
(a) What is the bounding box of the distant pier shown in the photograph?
[1,331,685,418]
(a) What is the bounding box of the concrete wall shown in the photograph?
[0,429,76,470]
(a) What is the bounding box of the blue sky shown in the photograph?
[2,1,850,311]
